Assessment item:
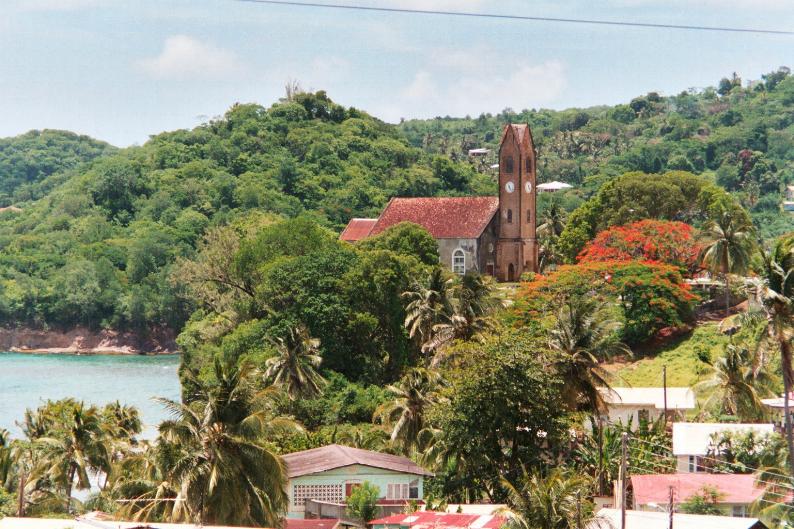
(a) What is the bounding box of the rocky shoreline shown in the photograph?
[0,326,178,355]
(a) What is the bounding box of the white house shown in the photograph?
[281,444,432,519]
[588,508,767,529]
[537,181,573,193]
[672,422,775,472]
[761,393,794,430]
[598,387,695,427]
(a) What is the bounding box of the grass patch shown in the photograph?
[606,323,729,388]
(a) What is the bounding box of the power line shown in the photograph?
[233,0,794,36]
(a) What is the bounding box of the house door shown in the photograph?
[507,263,515,282]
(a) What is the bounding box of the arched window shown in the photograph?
[452,249,465,275]
[507,209,513,224]
[526,157,532,173]
[504,156,514,173]
[526,209,531,223]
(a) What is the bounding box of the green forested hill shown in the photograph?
[0,69,792,336]
[400,67,794,239]
[0,92,489,332]
[0,129,115,206]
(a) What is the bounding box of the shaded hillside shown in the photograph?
[399,67,794,239]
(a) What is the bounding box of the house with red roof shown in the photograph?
[370,511,505,529]
[630,473,766,518]
[340,124,539,281]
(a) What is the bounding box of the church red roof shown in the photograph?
[340,218,377,242]
[369,197,498,239]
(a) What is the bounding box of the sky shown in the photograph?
[1,0,793,147]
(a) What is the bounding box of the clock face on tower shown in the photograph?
[505,181,515,193]
[525,182,532,193]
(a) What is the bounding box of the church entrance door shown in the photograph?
[507,263,515,282]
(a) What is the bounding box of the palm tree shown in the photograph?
[157,359,298,526]
[35,400,111,513]
[425,273,499,359]
[548,295,630,413]
[759,235,794,474]
[501,468,594,529]
[537,196,567,239]
[103,401,142,441]
[699,209,755,314]
[265,325,326,399]
[695,342,774,421]
[374,368,443,452]
[403,268,454,363]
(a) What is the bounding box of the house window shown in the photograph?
[732,505,746,517]
[507,209,513,224]
[688,455,696,473]
[637,409,649,424]
[452,250,465,275]
[504,156,514,173]
[409,479,419,499]
[387,482,419,500]
[293,484,344,507]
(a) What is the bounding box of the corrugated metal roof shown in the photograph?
[286,519,341,529]
[631,473,764,506]
[340,218,377,242]
[599,387,696,410]
[672,422,775,456]
[371,512,504,529]
[369,197,498,239]
[282,444,432,478]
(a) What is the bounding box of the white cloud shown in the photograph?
[377,57,567,122]
[15,0,107,11]
[136,35,244,80]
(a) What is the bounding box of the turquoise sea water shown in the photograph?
[0,352,181,439]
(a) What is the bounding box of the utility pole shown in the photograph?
[598,416,604,496]
[663,365,668,424]
[668,485,674,529]
[621,432,628,529]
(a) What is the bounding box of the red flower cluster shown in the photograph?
[577,219,700,273]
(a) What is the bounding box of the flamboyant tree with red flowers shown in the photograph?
[577,219,701,273]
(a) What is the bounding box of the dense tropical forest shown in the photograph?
[0,69,792,527]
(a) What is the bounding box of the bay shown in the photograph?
[0,352,181,439]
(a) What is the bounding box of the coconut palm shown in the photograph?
[265,325,326,400]
[102,401,143,443]
[156,359,297,526]
[403,268,454,362]
[696,343,774,421]
[548,295,630,413]
[374,368,444,452]
[699,209,755,314]
[501,468,594,529]
[424,273,499,358]
[35,399,111,513]
[759,235,794,474]
[537,196,567,239]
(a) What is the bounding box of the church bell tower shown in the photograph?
[495,124,538,281]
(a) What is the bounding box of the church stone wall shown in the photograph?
[438,238,479,274]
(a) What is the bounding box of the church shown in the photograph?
[340,123,538,282]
